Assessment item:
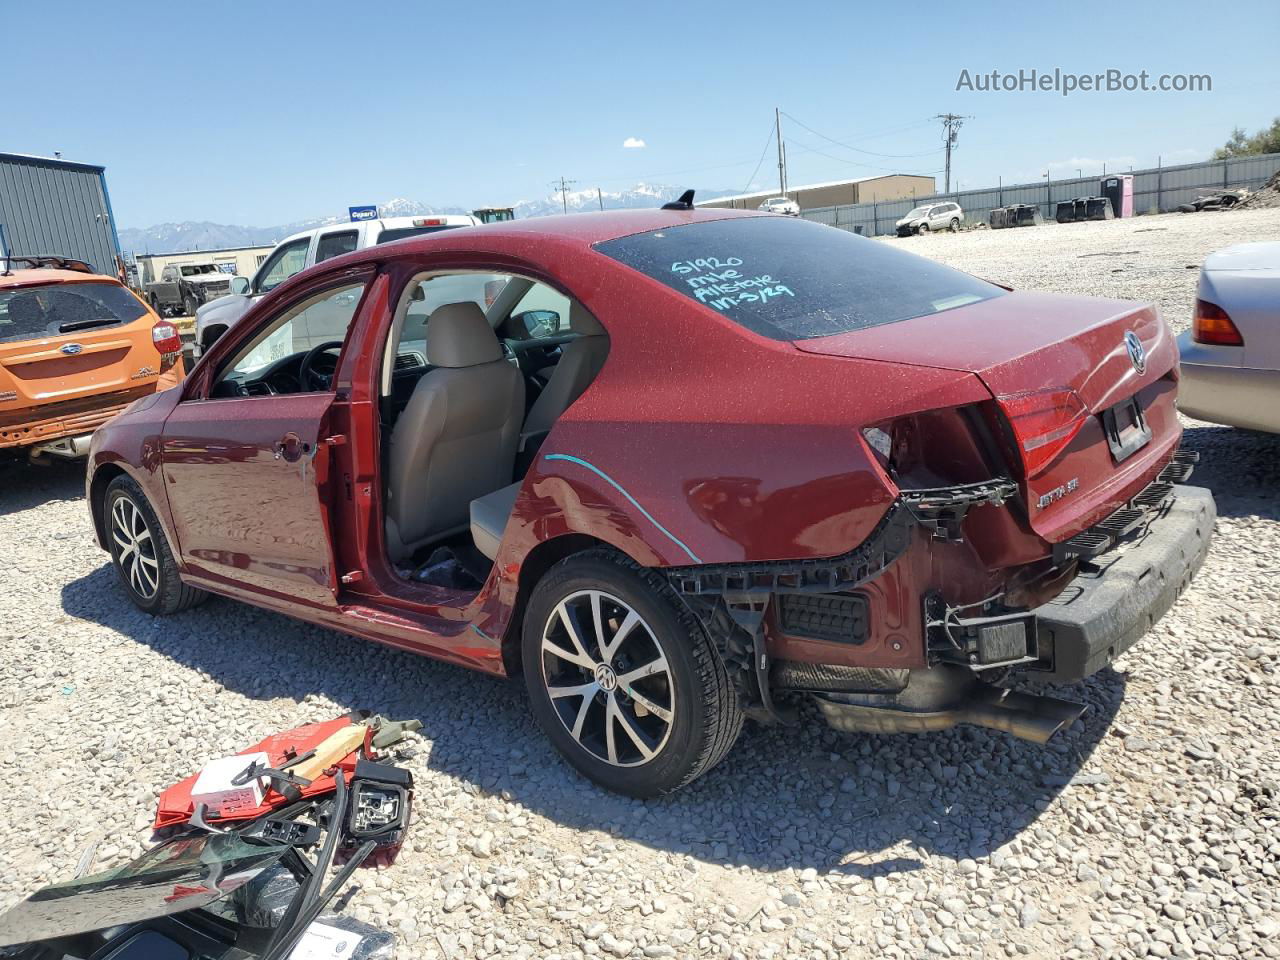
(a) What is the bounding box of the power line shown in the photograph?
[784,136,944,176]
[780,111,942,159]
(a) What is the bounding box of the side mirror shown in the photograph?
[514,310,561,338]
[229,276,251,296]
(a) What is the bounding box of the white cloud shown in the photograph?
[622,137,646,149]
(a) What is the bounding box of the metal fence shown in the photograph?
[801,152,1280,237]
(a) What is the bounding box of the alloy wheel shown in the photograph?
[540,589,675,767]
[111,495,160,600]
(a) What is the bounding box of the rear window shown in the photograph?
[593,216,1004,341]
[0,281,147,344]
[375,225,462,245]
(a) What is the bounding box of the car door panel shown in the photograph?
[161,393,339,607]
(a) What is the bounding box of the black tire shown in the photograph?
[104,474,208,615]
[917,223,930,234]
[183,294,199,317]
[949,218,960,232]
[522,549,743,797]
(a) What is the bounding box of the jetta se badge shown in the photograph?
[61,343,83,355]
[1124,331,1146,374]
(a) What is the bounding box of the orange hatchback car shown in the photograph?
[0,256,183,459]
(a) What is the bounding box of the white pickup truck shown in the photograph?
[194,214,484,357]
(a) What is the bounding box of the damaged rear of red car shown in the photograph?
[592,215,1213,746]
[87,209,1213,796]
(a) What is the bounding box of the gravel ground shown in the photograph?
[1,208,1278,960]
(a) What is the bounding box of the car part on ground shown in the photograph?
[1176,240,1280,433]
[1175,189,1246,213]
[0,710,418,959]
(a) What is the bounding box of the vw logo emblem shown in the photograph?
[1124,331,1146,375]
[61,343,83,356]
[594,662,618,692]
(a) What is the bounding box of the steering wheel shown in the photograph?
[300,341,344,391]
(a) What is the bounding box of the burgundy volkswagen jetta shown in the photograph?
[86,208,1214,796]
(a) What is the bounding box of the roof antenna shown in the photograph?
[661,189,695,211]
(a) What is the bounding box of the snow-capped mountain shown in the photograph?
[118,184,732,256]
[512,182,716,219]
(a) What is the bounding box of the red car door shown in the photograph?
[161,394,340,607]
[160,274,371,608]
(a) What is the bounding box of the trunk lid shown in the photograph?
[795,290,1181,541]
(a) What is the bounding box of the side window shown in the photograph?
[509,282,571,340]
[218,281,368,388]
[162,266,176,281]
[255,238,311,294]
[315,230,358,264]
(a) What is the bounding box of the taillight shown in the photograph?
[1192,299,1243,346]
[413,217,446,227]
[997,387,1088,479]
[152,321,181,356]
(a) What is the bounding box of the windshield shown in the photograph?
[180,265,218,276]
[0,280,148,343]
[0,832,289,947]
[376,225,462,244]
[905,206,932,218]
[593,216,1004,341]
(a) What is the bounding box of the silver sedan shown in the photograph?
[1177,241,1280,433]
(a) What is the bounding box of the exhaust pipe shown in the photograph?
[814,665,1087,745]
[953,686,1087,744]
[29,434,93,461]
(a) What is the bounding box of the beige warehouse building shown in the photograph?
[697,174,937,212]
[136,244,276,287]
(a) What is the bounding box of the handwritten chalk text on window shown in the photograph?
[669,257,795,313]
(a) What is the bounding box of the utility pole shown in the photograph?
[551,177,577,214]
[775,107,787,194]
[935,113,968,194]
[597,187,604,211]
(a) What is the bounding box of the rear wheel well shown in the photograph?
[89,463,128,548]
[502,533,611,676]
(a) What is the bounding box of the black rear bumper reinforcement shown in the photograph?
[1034,482,1215,683]
[665,479,1018,724]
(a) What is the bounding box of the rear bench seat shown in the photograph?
[470,482,521,560]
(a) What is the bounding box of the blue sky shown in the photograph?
[5,0,1277,228]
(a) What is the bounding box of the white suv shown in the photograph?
[895,202,963,236]
[194,214,482,356]
[758,196,801,216]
